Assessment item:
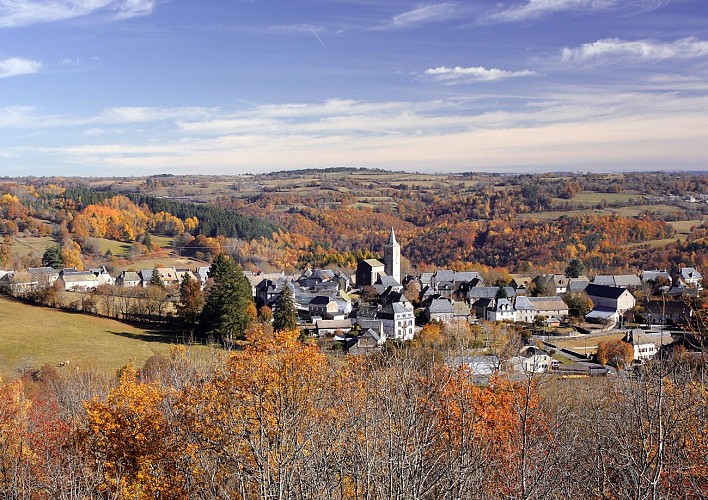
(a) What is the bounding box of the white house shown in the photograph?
[60,271,99,291]
[509,346,553,373]
[377,302,415,341]
[487,298,516,322]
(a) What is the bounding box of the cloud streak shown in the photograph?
[389,3,459,28]
[488,0,616,22]
[424,65,536,83]
[0,0,156,27]
[0,57,41,78]
[561,37,708,64]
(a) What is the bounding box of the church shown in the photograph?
[355,228,400,287]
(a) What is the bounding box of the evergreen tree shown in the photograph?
[272,285,298,332]
[200,254,253,344]
[143,232,154,252]
[149,267,165,288]
[42,244,64,270]
[565,258,585,278]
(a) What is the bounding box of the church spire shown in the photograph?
[388,227,398,246]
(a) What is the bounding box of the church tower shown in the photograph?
[383,227,401,284]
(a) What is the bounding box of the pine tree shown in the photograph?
[200,254,253,344]
[143,232,154,252]
[272,284,298,333]
[149,267,165,288]
[42,244,64,270]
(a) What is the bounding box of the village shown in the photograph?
[1,227,703,379]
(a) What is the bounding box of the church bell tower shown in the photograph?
[383,227,401,284]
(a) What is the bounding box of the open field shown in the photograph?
[552,333,625,356]
[10,235,55,260]
[0,295,212,380]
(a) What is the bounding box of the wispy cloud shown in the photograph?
[389,3,459,28]
[424,65,536,83]
[488,0,616,23]
[0,0,157,27]
[266,24,325,35]
[561,37,708,64]
[0,57,41,78]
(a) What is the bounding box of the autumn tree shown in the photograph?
[272,284,297,332]
[200,253,253,344]
[596,339,634,368]
[564,291,594,319]
[177,273,204,336]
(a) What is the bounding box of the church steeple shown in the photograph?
[384,227,401,284]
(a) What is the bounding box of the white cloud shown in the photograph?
[489,0,616,22]
[424,65,536,82]
[0,57,41,78]
[561,37,708,64]
[266,24,325,35]
[0,0,156,27]
[4,90,708,174]
[390,3,459,28]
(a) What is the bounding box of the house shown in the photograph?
[622,329,673,362]
[377,302,415,341]
[60,271,99,291]
[356,259,385,287]
[425,297,454,323]
[678,267,702,289]
[487,298,515,322]
[585,284,636,314]
[510,275,533,294]
[155,267,180,287]
[90,266,115,286]
[446,355,500,383]
[316,319,352,337]
[642,300,693,326]
[309,295,340,319]
[641,270,672,285]
[346,325,386,355]
[175,269,198,285]
[452,301,472,323]
[116,271,141,288]
[535,274,570,295]
[28,267,60,288]
[138,269,153,287]
[514,296,569,323]
[508,346,553,373]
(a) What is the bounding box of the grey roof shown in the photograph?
[310,295,335,306]
[585,307,618,320]
[492,298,514,311]
[420,272,434,285]
[428,298,454,314]
[377,302,411,319]
[467,286,516,300]
[567,278,589,292]
[641,270,671,283]
[377,276,401,288]
[680,267,702,280]
[120,271,141,282]
[453,301,470,316]
[361,259,384,268]
[454,272,483,283]
[613,275,642,287]
[139,269,153,282]
[514,296,534,311]
[28,267,59,278]
[387,227,398,246]
[592,275,616,286]
[432,270,455,283]
[527,296,568,312]
[62,271,98,282]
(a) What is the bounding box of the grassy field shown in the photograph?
[553,333,625,356]
[10,236,56,260]
[0,296,206,380]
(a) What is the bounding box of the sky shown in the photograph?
[1,0,707,176]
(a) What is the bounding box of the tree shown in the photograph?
[565,258,585,278]
[177,274,204,335]
[596,339,634,368]
[272,285,297,333]
[149,267,165,288]
[564,291,593,319]
[200,253,253,344]
[143,232,154,252]
[496,284,508,299]
[42,244,64,270]
[530,276,553,297]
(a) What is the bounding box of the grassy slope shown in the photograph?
[0,295,191,380]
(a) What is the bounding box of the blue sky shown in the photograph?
[1,0,707,176]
